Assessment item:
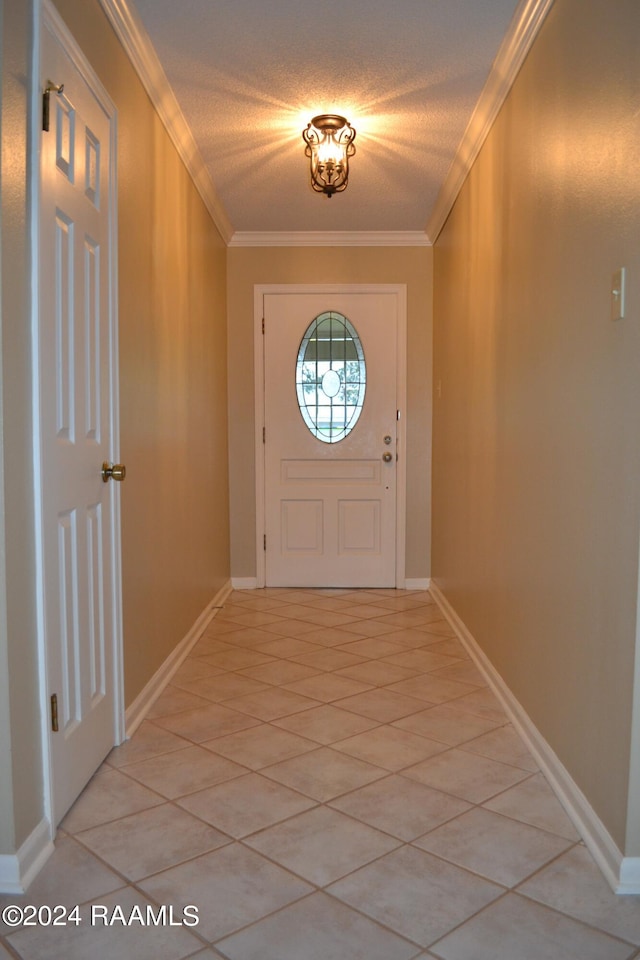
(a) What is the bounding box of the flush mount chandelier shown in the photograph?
[302,114,356,197]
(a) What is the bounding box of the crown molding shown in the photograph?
[426,0,555,242]
[98,0,234,244]
[229,230,432,248]
[98,0,552,249]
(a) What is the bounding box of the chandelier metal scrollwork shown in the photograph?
[302,114,356,197]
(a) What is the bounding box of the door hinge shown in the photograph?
[263,534,266,551]
[50,693,59,732]
[263,426,266,444]
[262,317,265,335]
[397,409,401,420]
[42,81,64,133]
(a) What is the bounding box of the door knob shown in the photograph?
[102,461,126,483]
[382,452,393,463]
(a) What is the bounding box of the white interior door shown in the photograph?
[38,5,122,825]
[264,291,401,587]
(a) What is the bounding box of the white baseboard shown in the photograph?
[231,577,430,592]
[231,577,258,590]
[125,580,232,737]
[430,579,637,895]
[618,857,640,893]
[0,818,54,894]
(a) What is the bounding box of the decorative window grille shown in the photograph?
[295,311,366,443]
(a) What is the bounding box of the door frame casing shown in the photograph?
[30,0,124,836]
[254,283,407,589]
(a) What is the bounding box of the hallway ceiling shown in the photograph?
[128,0,523,241]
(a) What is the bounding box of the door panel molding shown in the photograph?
[254,283,407,588]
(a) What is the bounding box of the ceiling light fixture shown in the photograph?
[302,114,356,198]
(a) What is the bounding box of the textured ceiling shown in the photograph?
[131,0,521,236]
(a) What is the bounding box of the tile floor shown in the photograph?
[3,587,640,959]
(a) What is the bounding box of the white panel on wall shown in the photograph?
[57,510,80,732]
[281,500,323,554]
[55,98,75,181]
[282,460,381,484]
[55,212,74,442]
[86,503,105,704]
[84,128,100,208]
[83,236,100,441]
[338,499,381,555]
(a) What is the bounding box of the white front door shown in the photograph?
[38,5,122,825]
[263,290,403,587]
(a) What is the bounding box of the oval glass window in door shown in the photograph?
[295,311,366,443]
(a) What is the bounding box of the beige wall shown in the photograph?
[0,0,43,852]
[0,0,230,856]
[227,246,432,582]
[432,0,640,851]
[51,0,231,704]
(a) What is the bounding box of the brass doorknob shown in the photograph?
[102,461,126,483]
[382,452,393,463]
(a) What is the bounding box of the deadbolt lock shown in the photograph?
[383,435,392,445]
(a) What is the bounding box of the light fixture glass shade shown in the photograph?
[302,115,356,197]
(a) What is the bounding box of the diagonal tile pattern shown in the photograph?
[2,588,640,960]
